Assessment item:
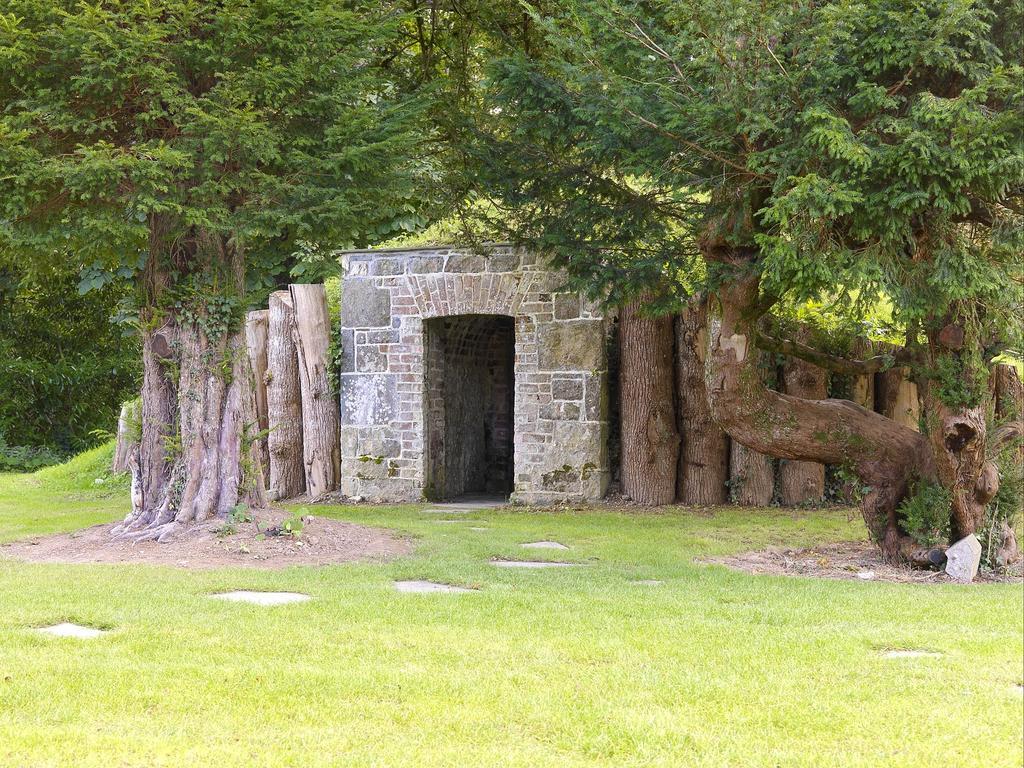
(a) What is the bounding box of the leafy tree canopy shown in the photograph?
[0,0,438,292]
[461,0,1023,351]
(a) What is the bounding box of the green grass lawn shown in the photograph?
[0,445,1021,767]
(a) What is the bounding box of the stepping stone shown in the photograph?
[430,519,473,524]
[491,560,579,569]
[211,591,310,606]
[38,622,105,639]
[394,580,476,594]
[521,541,569,550]
[469,527,489,532]
[881,649,942,659]
[631,579,664,586]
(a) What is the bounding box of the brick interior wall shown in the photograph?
[423,315,514,500]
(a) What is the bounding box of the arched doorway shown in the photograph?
[422,314,515,501]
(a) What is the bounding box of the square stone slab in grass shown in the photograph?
[211,591,310,606]
[880,649,942,659]
[394,580,476,594]
[491,559,580,569]
[37,622,105,639]
[521,541,569,550]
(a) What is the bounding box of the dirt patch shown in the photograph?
[1,508,412,570]
[704,540,1023,584]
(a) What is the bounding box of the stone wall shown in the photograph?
[338,245,610,504]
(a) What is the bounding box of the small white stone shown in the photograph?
[38,622,105,639]
[469,527,489,532]
[492,560,579,569]
[394,580,475,594]
[521,541,569,550]
[211,591,310,606]
[857,571,876,580]
[881,649,942,659]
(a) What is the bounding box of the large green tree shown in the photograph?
[0,0,434,540]
[464,0,1023,560]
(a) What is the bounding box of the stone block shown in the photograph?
[551,376,584,401]
[553,293,581,320]
[339,328,355,373]
[445,254,486,273]
[584,373,609,421]
[372,258,406,276]
[537,320,605,372]
[409,256,444,274]
[339,373,397,426]
[487,253,520,272]
[341,278,391,328]
[945,534,981,583]
[356,345,387,373]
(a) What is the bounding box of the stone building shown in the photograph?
[338,245,610,504]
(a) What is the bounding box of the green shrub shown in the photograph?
[897,481,951,548]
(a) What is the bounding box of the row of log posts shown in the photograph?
[618,298,933,507]
[251,284,341,501]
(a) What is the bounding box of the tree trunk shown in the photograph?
[289,283,341,499]
[245,310,270,487]
[877,365,920,431]
[728,351,776,506]
[919,317,998,542]
[850,338,875,410]
[778,329,827,506]
[675,297,728,505]
[993,364,1023,421]
[112,228,267,542]
[702,244,934,561]
[111,399,139,473]
[266,290,306,500]
[619,298,679,505]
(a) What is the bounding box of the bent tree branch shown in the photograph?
[702,244,936,561]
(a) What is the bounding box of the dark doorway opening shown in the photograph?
[423,314,515,501]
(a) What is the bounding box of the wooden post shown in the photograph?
[675,299,728,505]
[619,298,679,505]
[267,290,305,500]
[111,399,139,473]
[779,331,827,505]
[850,337,875,410]
[289,283,341,499]
[245,310,270,486]
[877,366,920,431]
[728,351,776,506]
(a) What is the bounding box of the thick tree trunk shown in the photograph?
[112,228,266,542]
[289,283,340,499]
[919,318,999,542]
[728,351,776,506]
[266,290,306,499]
[703,244,934,561]
[675,298,728,505]
[245,310,270,487]
[619,298,679,505]
[779,329,827,506]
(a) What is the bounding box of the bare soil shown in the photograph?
[1,508,412,570]
[704,540,1024,584]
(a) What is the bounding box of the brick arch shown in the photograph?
[407,272,537,319]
